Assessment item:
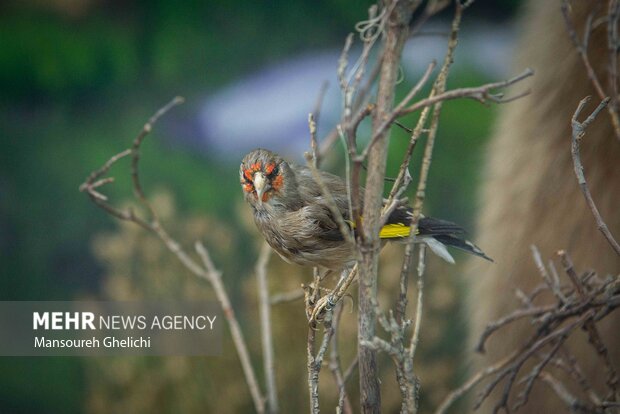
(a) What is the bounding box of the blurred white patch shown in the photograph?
[423,236,455,264]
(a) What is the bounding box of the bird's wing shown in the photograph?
[380,207,466,239]
[293,165,352,241]
[292,166,467,243]
[416,216,466,236]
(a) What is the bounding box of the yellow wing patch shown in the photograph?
[379,223,418,239]
[348,219,418,239]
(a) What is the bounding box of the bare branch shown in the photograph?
[398,68,533,116]
[408,245,426,360]
[354,2,426,410]
[559,250,619,398]
[304,153,354,246]
[194,242,266,413]
[562,0,620,139]
[80,98,266,414]
[531,245,568,303]
[309,81,329,169]
[476,304,555,354]
[307,308,336,414]
[513,339,564,410]
[309,265,359,324]
[434,352,518,414]
[131,96,184,220]
[462,247,620,412]
[308,114,319,170]
[80,149,132,192]
[360,61,437,160]
[256,243,278,414]
[608,0,620,124]
[570,96,620,255]
[539,372,605,413]
[329,304,354,414]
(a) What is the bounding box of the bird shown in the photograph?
[240,148,492,270]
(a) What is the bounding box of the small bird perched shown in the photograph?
[240,148,492,270]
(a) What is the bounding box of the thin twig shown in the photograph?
[408,245,426,360]
[318,54,382,158]
[549,350,601,405]
[398,68,534,116]
[434,352,518,414]
[360,61,437,160]
[539,372,604,413]
[309,81,329,169]
[404,0,468,265]
[131,96,184,220]
[561,1,608,100]
[307,310,336,414]
[562,0,620,140]
[195,242,266,413]
[309,114,319,170]
[256,243,278,414]
[608,0,620,132]
[329,304,354,414]
[304,152,354,245]
[476,304,555,354]
[475,311,590,412]
[343,104,375,242]
[80,98,266,414]
[307,324,319,414]
[463,246,620,412]
[513,339,564,410]
[309,265,359,323]
[570,96,620,255]
[531,245,568,303]
[559,250,619,398]
[380,94,430,227]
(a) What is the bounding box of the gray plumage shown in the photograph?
[240,148,492,270]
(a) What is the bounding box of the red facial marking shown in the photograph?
[241,159,281,201]
[271,174,283,191]
[243,169,253,181]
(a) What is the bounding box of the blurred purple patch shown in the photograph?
[199,51,342,161]
[196,22,514,160]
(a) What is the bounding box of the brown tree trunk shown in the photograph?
[359,1,415,412]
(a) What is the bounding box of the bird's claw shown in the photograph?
[307,294,338,325]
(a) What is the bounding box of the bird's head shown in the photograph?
[240,148,298,209]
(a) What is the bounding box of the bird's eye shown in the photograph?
[267,164,279,178]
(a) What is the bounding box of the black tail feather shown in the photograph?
[417,216,466,236]
[384,208,492,262]
[387,208,466,235]
[433,234,494,262]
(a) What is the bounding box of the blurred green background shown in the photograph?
[0,0,522,412]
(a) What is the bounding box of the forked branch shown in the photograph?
[570,97,620,255]
[80,97,267,414]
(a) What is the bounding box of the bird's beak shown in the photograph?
[253,172,271,204]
